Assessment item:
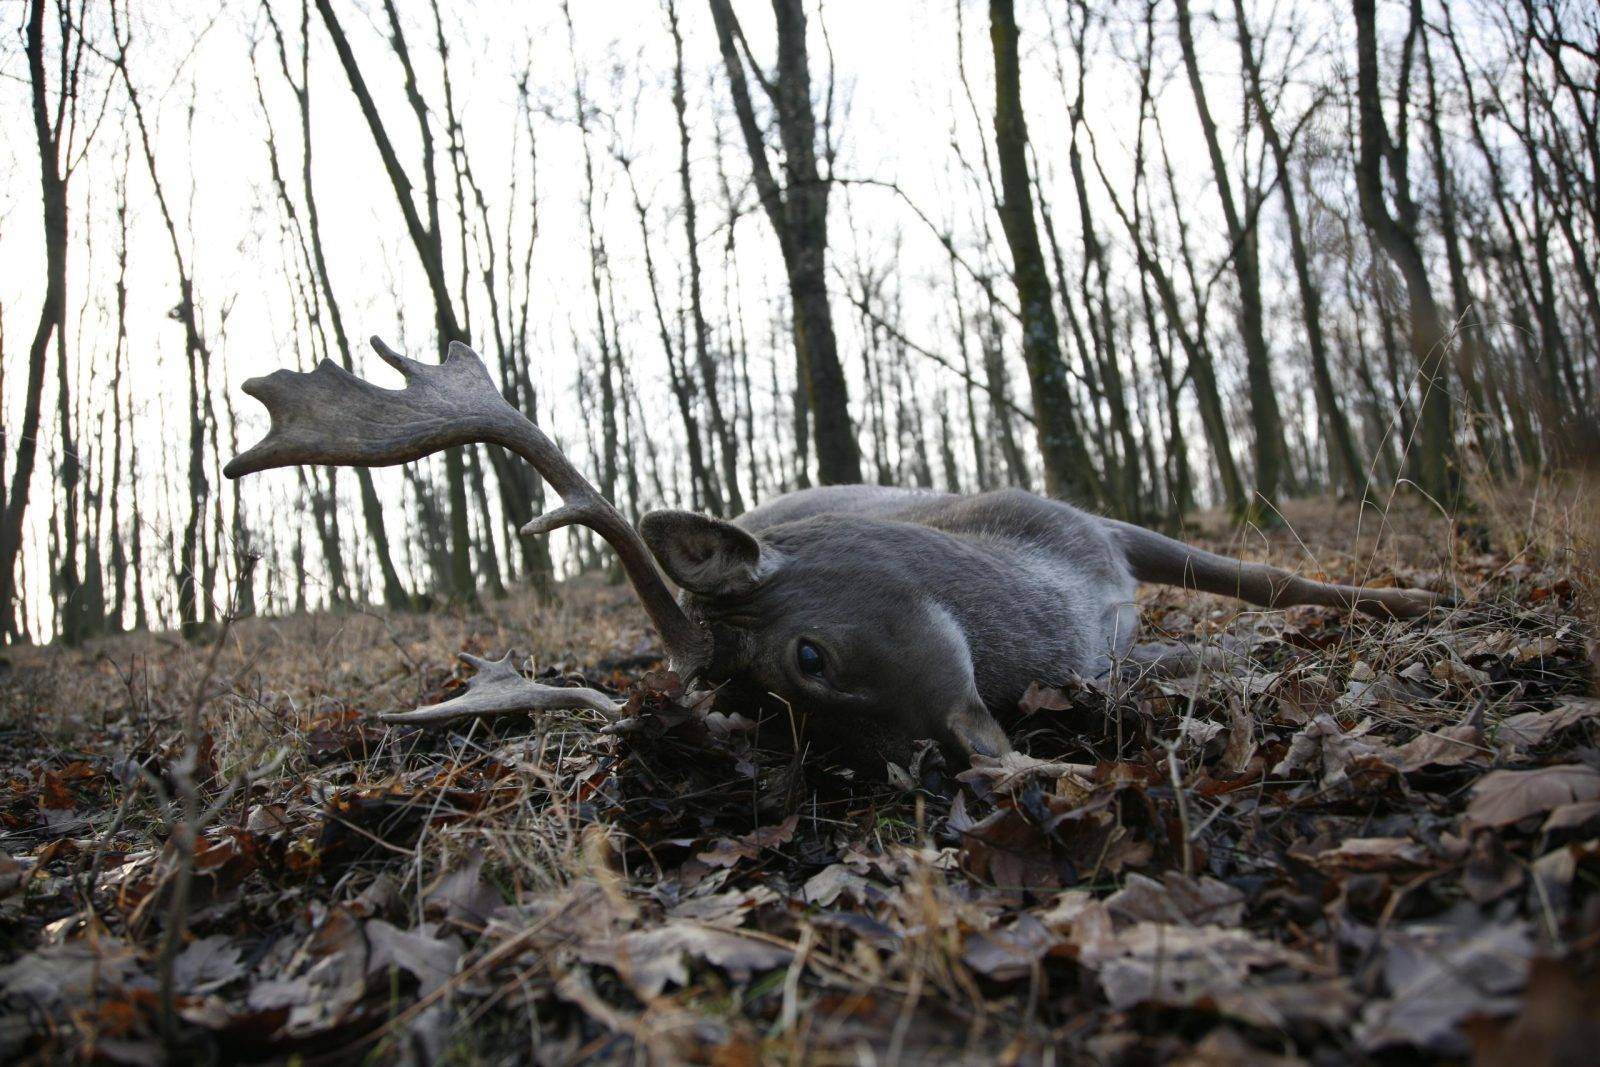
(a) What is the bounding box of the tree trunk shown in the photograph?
[264,0,411,610]
[1233,0,1367,499]
[707,0,861,485]
[1352,0,1458,505]
[1175,0,1289,514]
[2,0,70,643]
[1419,27,1498,471]
[988,0,1097,503]
[111,2,214,638]
[669,0,742,514]
[316,0,475,601]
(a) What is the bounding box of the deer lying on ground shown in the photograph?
[226,340,1441,766]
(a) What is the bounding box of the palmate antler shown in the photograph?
[379,652,624,726]
[225,337,710,726]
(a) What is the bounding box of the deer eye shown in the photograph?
[796,640,826,678]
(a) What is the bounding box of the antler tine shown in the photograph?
[226,337,711,673]
[380,651,624,726]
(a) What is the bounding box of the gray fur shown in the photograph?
[640,485,1439,765]
[226,339,1437,759]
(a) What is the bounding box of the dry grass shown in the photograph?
[0,492,1595,1064]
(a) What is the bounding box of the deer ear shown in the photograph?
[639,510,770,597]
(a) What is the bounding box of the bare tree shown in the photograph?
[1174,0,1291,513]
[315,0,475,600]
[110,0,217,638]
[987,0,1099,504]
[1353,0,1458,504]
[706,0,861,485]
[262,0,412,609]
[669,0,743,514]
[1233,0,1367,498]
[2,0,83,642]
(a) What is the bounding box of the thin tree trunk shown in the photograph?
[623,157,719,514]
[264,0,411,610]
[1175,0,1289,514]
[108,159,129,631]
[707,0,861,485]
[1419,27,1498,471]
[111,2,214,638]
[1353,0,1458,505]
[52,214,82,644]
[669,0,742,514]
[315,0,475,601]
[981,307,1031,491]
[1233,0,1367,499]
[1091,107,1246,513]
[988,0,1098,503]
[947,253,991,492]
[2,0,72,643]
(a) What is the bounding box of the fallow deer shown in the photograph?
[226,339,1441,765]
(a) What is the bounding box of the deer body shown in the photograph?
[732,484,1141,714]
[641,483,1440,763]
[228,340,1441,765]
[688,485,1141,760]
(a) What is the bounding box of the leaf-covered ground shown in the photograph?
[1,492,1597,1065]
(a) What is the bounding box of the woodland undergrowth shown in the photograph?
[1,484,1597,1065]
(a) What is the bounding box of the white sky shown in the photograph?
[0,0,1446,632]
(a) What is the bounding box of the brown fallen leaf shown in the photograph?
[1083,921,1345,1028]
[958,804,1083,892]
[584,922,793,998]
[1542,799,1600,833]
[1467,959,1600,1067]
[424,851,502,928]
[696,814,799,868]
[1394,723,1487,771]
[1172,1027,1309,1067]
[802,863,875,907]
[1547,697,1600,729]
[365,919,463,997]
[669,886,780,925]
[1355,914,1532,1054]
[172,935,246,994]
[962,913,1058,982]
[1218,698,1258,778]
[1496,700,1600,752]
[1272,713,1396,788]
[0,939,148,1006]
[1497,711,1563,751]
[957,751,1096,797]
[245,802,292,836]
[247,904,368,1037]
[1018,680,1075,716]
[1307,836,1433,874]
[1105,871,1246,927]
[1465,765,1600,829]
[1432,657,1492,690]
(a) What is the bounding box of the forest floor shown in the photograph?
[1,483,1597,1065]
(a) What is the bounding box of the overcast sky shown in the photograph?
[0,0,1369,627]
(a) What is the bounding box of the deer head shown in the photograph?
[637,509,1012,765]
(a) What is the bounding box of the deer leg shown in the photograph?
[1112,637,1254,680]
[1108,519,1450,619]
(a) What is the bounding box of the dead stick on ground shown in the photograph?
[157,554,258,1051]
